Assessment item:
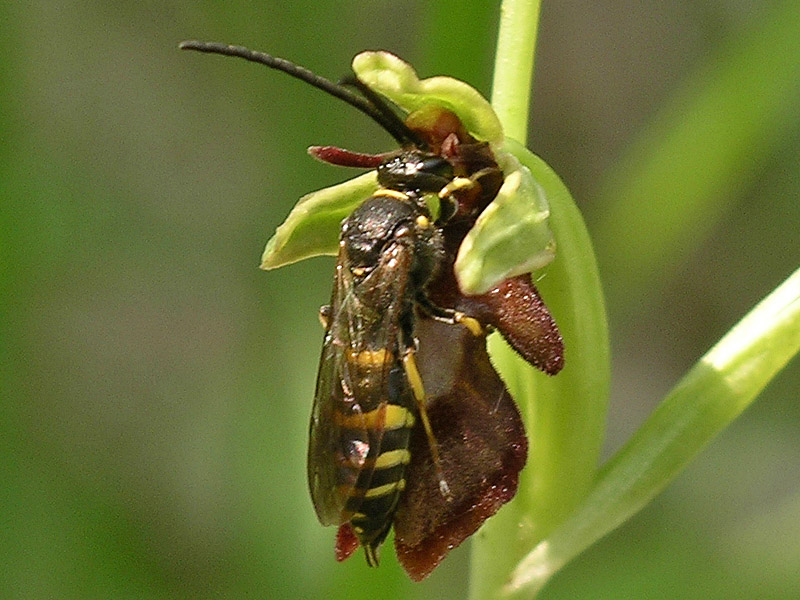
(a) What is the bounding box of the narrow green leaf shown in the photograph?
[260,171,377,269]
[507,266,800,596]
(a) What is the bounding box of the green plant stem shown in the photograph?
[471,2,610,598]
[490,0,542,144]
[470,145,610,600]
[506,266,800,596]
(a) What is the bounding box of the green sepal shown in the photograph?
[352,51,504,144]
[454,140,556,294]
[260,171,378,269]
[262,56,556,280]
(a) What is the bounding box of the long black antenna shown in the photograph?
[179,41,427,149]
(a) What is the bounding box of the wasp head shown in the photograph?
[377,151,454,195]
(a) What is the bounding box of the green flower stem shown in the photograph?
[490,0,542,144]
[506,141,610,529]
[506,267,800,596]
[471,2,610,597]
[469,142,610,599]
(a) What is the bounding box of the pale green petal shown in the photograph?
[352,51,504,143]
[455,143,556,294]
[260,171,378,269]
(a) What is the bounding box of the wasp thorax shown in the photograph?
[342,197,416,269]
[341,193,443,291]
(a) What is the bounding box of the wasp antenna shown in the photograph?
[339,75,429,150]
[179,40,420,147]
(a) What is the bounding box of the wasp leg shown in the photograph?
[416,294,485,337]
[318,305,332,329]
[438,167,500,200]
[363,543,381,568]
[401,346,452,500]
[438,175,473,199]
[437,167,504,224]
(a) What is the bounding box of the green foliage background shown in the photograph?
[2,2,798,599]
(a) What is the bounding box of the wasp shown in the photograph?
[180,41,564,580]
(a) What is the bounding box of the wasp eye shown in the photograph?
[378,150,455,193]
[418,156,452,178]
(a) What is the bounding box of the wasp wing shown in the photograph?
[307,239,416,527]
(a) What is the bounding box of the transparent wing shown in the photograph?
[307,240,415,526]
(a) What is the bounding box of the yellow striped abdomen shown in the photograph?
[335,359,416,564]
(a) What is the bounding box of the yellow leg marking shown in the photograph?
[402,350,425,403]
[364,544,380,567]
[364,479,406,499]
[439,168,500,203]
[455,312,484,337]
[438,176,475,200]
[374,449,411,469]
[333,404,414,430]
[402,350,452,500]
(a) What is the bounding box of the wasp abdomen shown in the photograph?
[348,429,412,563]
[335,361,416,563]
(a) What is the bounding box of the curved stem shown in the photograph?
[507,266,800,595]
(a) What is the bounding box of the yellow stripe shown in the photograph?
[374,188,409,201]
[333,404,415,430]
[374,449,411,469]
[346,348,393,367]
[364,479,406,499]
[383,404,415,429]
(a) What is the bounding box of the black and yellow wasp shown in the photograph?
[180,41,564,580]
[310,151,489,566]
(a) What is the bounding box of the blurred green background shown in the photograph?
[2,2,799,599]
